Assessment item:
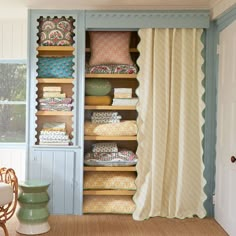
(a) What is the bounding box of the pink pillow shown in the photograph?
[89,31,133,66]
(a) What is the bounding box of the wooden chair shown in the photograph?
[0,168,18,236]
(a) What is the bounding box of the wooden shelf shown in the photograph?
[85,105,136,110]
[37,46,74,51]
[36,111,73,116]
[86,48,138,53]
[83,190,136,196]
[37,46,74,57]
[37,78,74,84]
[84,166,136,172]
[84,136,137,141]
[85,74,137,79]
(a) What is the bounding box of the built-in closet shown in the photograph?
[28,10,212,216]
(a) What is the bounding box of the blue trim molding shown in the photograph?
[203,22,217,217]
[215,4,236,32]
[85,10,210,29]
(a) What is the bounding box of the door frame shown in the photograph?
[203,4,236,217]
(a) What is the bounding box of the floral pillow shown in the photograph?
[38,16,75,46]
[89,31,134,66]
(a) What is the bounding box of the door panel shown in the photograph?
[215,20,236,236]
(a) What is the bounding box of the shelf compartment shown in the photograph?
[84,166,136,172]
[36,111,73,116]
[83,190,136,196]
[37,78,74,84]
[37,46,74,57]
[85,105,136,110]
[84,136,137,141]
[85,74,137,79]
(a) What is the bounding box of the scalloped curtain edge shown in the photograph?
[133,28,207,220]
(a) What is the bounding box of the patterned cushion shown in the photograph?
[84,149,138,166]
[85,79,112,96]
[84,120,137,136]
[86,64,138,74]
[89,31,133,66]
[37,56,74,78]
[85,96,112,105]
[83,172,136,190]
[38,16,75,46]
[92,142,118,153]
[83,196,135,214]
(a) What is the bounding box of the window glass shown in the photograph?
[0,62,27,143]
[0,105,26,142]
[0,63,26,101]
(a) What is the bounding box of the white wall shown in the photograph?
[211,0,236,19]
[0,147,26,181]
[0,18,27,59]
[0,7,27,20]
[0,8,27,181]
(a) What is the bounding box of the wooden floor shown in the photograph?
[5,214,228,236]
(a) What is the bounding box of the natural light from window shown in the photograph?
[0,61,27,143]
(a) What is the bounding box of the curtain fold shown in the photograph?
[133,28,206,220]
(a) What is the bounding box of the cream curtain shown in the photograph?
[133,28,207,220]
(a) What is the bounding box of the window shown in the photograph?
[0,60,27,143]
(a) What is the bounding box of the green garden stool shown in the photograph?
[16,180,50,235]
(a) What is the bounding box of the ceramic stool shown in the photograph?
[16,180,50,235]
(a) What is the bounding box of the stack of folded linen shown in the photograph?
[39,122,71,146]
[113,88,132,99]
[41,86,66,98]
[112,88,138,106]
[38,97,72,111]
[38,86,72,111]
[91,111,122,124]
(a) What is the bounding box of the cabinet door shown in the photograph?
[29,150,75,214]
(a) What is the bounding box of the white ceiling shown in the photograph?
[0,0,235,19]
[0,0,218,9]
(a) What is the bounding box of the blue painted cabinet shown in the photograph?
[29,149,79,214]
[28,10,85,215]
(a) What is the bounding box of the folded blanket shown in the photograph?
[92,142,118,153]
[85,96,112,105]
[84,172,137,190]
[84,120,137,136]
